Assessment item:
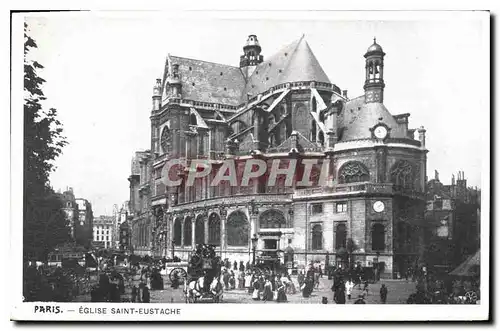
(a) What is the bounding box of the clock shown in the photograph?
[373,201,385,213]
[374,125,388,140]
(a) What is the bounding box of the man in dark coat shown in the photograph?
[142,286,150,303]
[233,261,238,270]
[380,284,388,304]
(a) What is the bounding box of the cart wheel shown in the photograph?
[465,291,477,303]
[170,268,187,284]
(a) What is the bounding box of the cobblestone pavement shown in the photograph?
[75,275,417,304]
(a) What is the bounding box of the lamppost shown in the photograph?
[251,234,258,266]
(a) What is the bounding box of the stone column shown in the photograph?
[180,218,185,248]
[191,215,196,248]
[204,216,209,244]
[220,205,227,257]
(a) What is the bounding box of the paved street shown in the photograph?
[150,277,416,304]
[76,274,417,304]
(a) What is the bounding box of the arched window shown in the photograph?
[312,224,323,250]
[372,223,385,251]
[338,161,370,184]
[173,218,182,246]
[160,126,172,154]
[195,215,205,245]
[226,211,249,246]
[335,223,347,249]
[184,217,192,246]
[390,160,414,189]
[189,113,198,126]
[311,97,317,113]
[208,213,221,246]
[259,209,286,229]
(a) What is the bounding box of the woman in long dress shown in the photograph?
[276,280,287,303]
[263,277,273,302]
[286,274,297,294]
[252,277,260,300]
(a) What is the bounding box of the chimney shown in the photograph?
[451,174,455,186]
[342,90,348,98]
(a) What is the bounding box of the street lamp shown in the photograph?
[251,234,258,266]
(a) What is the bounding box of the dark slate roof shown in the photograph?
[242,36,331,100]
[168,56,246,106]
[164,36,331,107]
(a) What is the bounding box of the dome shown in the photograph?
[245,35,261,47]
[366,38,384,54]
[341,102,401,141]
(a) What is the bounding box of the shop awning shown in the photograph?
[449,250,480,277]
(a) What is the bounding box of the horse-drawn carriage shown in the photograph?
[183,244,223,303]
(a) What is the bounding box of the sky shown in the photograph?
[23,11,489,216]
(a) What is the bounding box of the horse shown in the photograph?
[184,273,224,303]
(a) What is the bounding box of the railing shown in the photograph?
[294,182,423,198]
[170,193,292,212]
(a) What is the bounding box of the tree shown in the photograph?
[23,22,69,261]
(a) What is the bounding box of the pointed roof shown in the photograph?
[242,36,331,100]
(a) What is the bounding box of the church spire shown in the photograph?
[364,38,386,103]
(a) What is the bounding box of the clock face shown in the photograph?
[373,201,385,213]
[374,125,388,139]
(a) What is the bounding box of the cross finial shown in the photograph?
[373,37,377,44]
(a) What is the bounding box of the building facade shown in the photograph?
[130,35,428,278]
[92,216,115,249]
[425,171,481,270]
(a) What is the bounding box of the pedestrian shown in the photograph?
[233,261,238,271]
[276,280,287,303]
[263,277,273,301]
[229,270,236,290]
[142,286,150,303]
[286,274,296,294]
[131,285,138,302]
[380,284,388,304]
[345,279,353,300]
[363,280,369,296]
[297,270,305,289]
[238,271,245,289]
[222,269,230,290]
[252,277,260,300]
[246,261,251,271]
[239,261,245,272]
[334,280,346,304]
[319,265,323,278]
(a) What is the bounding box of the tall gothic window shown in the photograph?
[390,160,414,189]
[173,218,182,246]
[259,209,286,229]
[226,211,249,246]
[195,215,205,245]
[338,161,370,184]
[312,224,323,250]
[160,126,171,154]
[208,213,221,246]
[184,217,192,246]
[372,223,385,251]
[335,223,347,249]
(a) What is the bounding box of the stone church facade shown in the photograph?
[129,35,428,278]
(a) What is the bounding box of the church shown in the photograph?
[128,35,428,278]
